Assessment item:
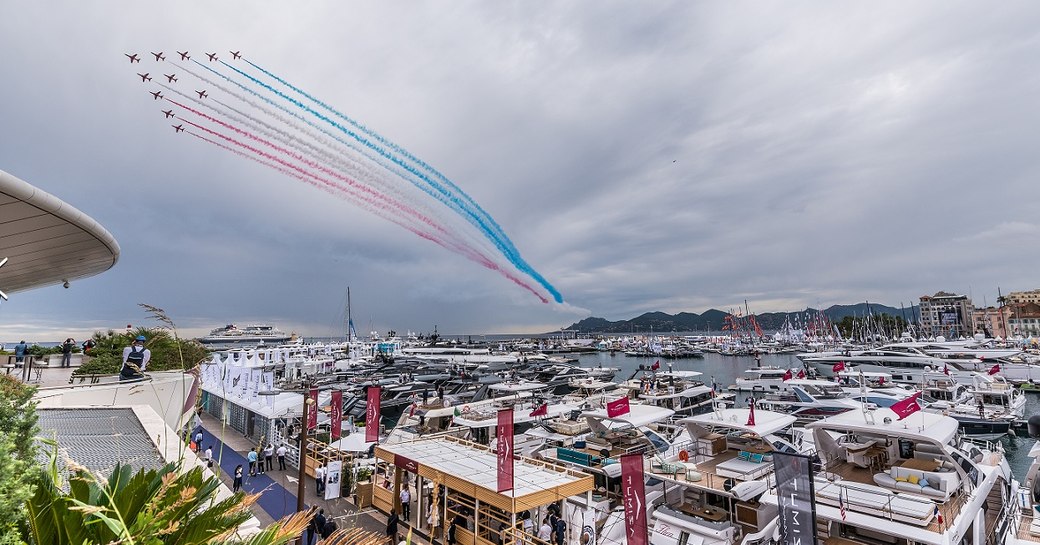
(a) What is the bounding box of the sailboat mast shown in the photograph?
[346,287,353,343]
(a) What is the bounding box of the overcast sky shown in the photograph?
[1,2,1038,342]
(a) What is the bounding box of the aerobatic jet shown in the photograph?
[164,73,177,83]
[125,53,140,63]
[138,73,151,82]
[195,90,208,99]
[230,51,241,60]
[162,109,174,118]
[206,52,218,61]
[177,51,190,60]
[150,90,163,100]
[151,51,165,61]
[172,124,184,133]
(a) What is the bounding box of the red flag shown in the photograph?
[796,369,806,379]
[833,361,845,373]
[306,388,318,430]
[330,390,343,440]
[890,391,922,420]
[366,386,381,442]
[621,453,648,545]
[988,364,1000,375]
[497,408,514,493]
[943,364,950,376]
[746,401,756,426]
[782,369,792,382]
[607,396,631,418]
[878,376,885,385]
[651,360,660,371]
[529,403,548,417]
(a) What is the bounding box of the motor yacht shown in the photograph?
[800,344,980,384]
[731,368,806,393]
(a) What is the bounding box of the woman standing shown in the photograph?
[233,464,243,492]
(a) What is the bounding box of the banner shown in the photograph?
[772,451,818,545]
[331,390,343,440]
[306,388,318,430]
[621,453,648,545]
[366,386,381,442]
[607,396,631,418]
[497,408,514,492]
[324,460,342,500]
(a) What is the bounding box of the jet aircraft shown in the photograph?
[138,73,151,82]
[125,53,140,63]
[162,109,174,118]
[177,51,190,60]
[165,73,178,83]
[230,51,241,60]
[151,51,165,61]
[206,52,218,61]
[173,124,184,133]
[150,91,164,100]
[195,90,208,99]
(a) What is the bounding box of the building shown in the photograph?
[1007,302,1040,338]
[971,306,1013,339]
[1007,289,1040,306]
[919,291,975,338]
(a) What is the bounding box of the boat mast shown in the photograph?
[346,287,352,343]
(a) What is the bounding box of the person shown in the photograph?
[120,335,151,381]
[554,515,567,545]
[447,515,463,545]
[61,338,75,368]
[277,444,287,470]
[264,443,274,471]
[308,508,326,545]
[321,516,337,540]
[194,430,203,452]
[247,448,258,477]
[386,509,399,541]
[14,340,26,365]
[978,398,986,417]
[204,445,213,468]
[256,448,266,475]
[232,465,243,492]
[537,517,552,542]
[400,484,411,521]
[81,338,95,354]
[315,463,326,494]
[521,512,534,545]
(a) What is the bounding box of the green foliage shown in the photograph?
[0,376,39,544]
[21,459,311,545]
[73,328,210,377]
[836,313,909,339]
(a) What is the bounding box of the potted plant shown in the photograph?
[354,466,374,508]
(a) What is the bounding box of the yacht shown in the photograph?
[1008,439,1040,544]
[731,368,806,393]
[756,379,909,422]
[618,370,723,417]
[753,408,1019,545]
[800,344,981,384]
[198,323,293,347]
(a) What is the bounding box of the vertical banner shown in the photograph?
[621,453,648,545]
[324,460,342,500]
[306,388,318,430]
[366,386,381,442]
[497,408,514,492]
[330,390,343,441]
[772,451,818,545]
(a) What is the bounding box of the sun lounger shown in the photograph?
[814,479,935,526]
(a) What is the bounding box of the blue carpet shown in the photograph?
[198,425,309,521]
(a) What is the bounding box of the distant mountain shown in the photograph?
[562,302,917,334]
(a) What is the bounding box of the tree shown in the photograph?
[21,459,311,545]
[73,328,209,377]
[0,375,38,544]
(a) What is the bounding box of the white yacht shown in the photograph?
[754,408,1019,545]
[618,370,722,417]
[198,323,293,347]
[800,344,980,384]
[731,368,806,393]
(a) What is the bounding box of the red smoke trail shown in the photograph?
[185,129,548,303]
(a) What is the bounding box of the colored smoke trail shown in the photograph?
[214,60,563,303]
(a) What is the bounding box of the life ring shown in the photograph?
[678,450,689,462]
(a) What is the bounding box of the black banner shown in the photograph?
[772,451,817,545]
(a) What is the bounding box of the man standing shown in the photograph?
[315,463,326,495]
[256,447,265,475]
[13,340,26,365]
[400,484,411,522]
[194,430,203,453]
[277,443,287,470]
[247,448,258,477]
[120,335,151,381]
[264,443,274,471]
[308,508,326,545]
[61,338,76,368]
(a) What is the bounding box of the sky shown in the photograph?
[1,2,1039,342]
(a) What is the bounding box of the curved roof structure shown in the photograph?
[0,169,119,294]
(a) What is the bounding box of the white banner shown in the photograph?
[324,460,342,500]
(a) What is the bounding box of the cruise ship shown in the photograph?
[197,323,293,348]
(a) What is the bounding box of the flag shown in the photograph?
[839,492,847,521]
[890,391,922,420]
[651,360,660,371]
[943,364,950,376]
[607,396,631,418]
[797,369,806,379]
[453,406,461,417]
[330,390,343,440]
[306,388,319,430]
[833,361,846,373]
[529,403,548,417]
[621,454,648,545]
[746,401,756,426]
[935,505,943,525]
[497,408,514,492]
[782,369,793,381]
[878,376,885,385]
[989,364,1000,375]
[365,386,381,442]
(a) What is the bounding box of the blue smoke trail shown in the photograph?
[211,60,563,303]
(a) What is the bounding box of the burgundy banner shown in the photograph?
[621,453,648,545]
[366,386,381,442]
[306,388,318,430]
[395,453,420,474]
[607,396,631,418]
[497,408,514,492]
[330,390,343,441]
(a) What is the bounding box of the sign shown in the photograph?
[772,451,818,545]
[606,396,631,418]
[366,386,381,442]
[621,453,648,545]
[324,460,342,500]
[305,388,318,430]
[497,408,514,492]
[330,390,343,440]
[394,453,419,474]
